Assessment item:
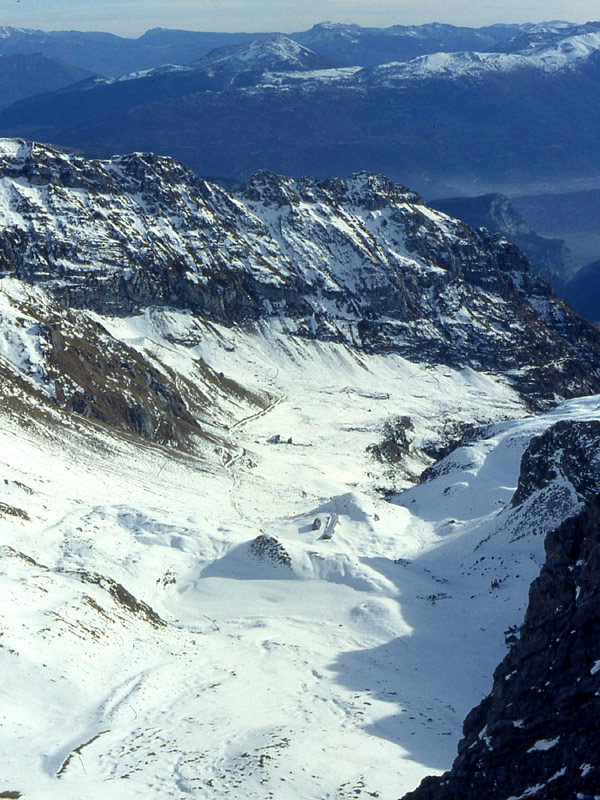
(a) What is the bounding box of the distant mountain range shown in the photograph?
[0,22,598,197]
[0,21,542,77]
[0,52,92,108]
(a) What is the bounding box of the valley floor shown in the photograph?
[2,315,599,799]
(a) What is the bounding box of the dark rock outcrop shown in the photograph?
[249,535,292,569]
[402,494,600,800]
[367,416,414,464]
[511,420,600,508]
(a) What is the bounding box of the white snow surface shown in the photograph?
[2,290,600,798]
[111,63,194,83]
[260,66,361,88]
[528,738,559,752]
[360,31,600,84]
[295,28,599,89]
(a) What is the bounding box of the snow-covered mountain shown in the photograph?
[357,28,600,84]
[106,35,335,89]
[498,19,600,53]
[197,35,331,74]
[121,35,336,92]
[2,24,600,196]
[0,22,530,76]
[0,140,598,406]
[2,140,600,799]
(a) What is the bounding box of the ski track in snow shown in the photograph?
[2,311,600,799]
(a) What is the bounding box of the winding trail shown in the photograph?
[223,393,287,523]
[230,392,287,432]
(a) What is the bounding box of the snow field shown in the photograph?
[2,310,600,798]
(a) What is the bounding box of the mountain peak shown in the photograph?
[198,34,329,74]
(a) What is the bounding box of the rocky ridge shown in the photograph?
[0,139,599,411]
[511,420,600,508]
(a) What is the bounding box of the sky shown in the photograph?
[0,0,598,38]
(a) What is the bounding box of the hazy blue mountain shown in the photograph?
[0,52,93,108]
[291,21,527,66]
[0,25,599,197]
[0,26,138,77]
[0,22,531,78]
[0,26,266,77]
[560,260,600,322]
[429,193,575,287]
[513,188,600,269]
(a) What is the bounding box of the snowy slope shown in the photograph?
[197,34,329,72]
[3,288,600,798]
[358,30,600,85]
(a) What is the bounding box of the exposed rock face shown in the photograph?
[1,140,600,407]
[367,416,414,465]
[511,420,600,508]
[0,279,245,448]
[501,419,600,543]
[249,535,292,569]
[429,193,575,287]
[402,493,600,800]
